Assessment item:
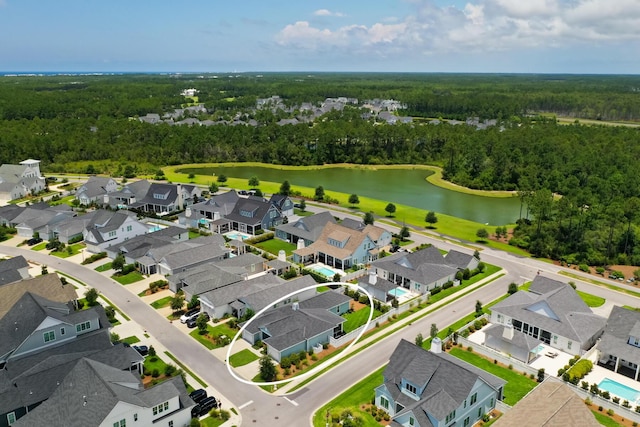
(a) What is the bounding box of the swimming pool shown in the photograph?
[599,378,640,402]
[389,287,409,297]
[532,344,545,354]
[310,265,337,278]
[226,231,251,241]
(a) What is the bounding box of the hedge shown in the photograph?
[564,359,593,383]
[245,232,274,245]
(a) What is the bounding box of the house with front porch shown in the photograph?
[292,222,379,270]
[375,339,505,427]
[241,290,351,362]
[74,176,118,206]
[275,211,336,246]
[597,306,640,381]
[156,234,230,276]
[366,246,459,299]
[106,179,151,209]
[12,204,76,238]
[82,210,149,253]
[487,276,606,360]
[178,190,239,232]
[225,196,282,235]
[129,182,200,214]
[0,159,46,202]
[269,194,294,218]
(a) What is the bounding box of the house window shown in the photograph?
[168,422,174,427]
[478,407,482,418]
[164,402,169,411]
[406,383,417,395]
[109,231,117,238]
[153,401,169,416]
[113,420,125,427]
[553,335,558,344]
[76,321,91,332]
[380,396,389,410]
[7,412,16,425]
[134,414,137,421]
[126,225,132,232]
[470,392,477,405]
[568,341,572,350]
[490,398,494,407]
[44,330,55,343]
[464,417,470,427]
[446,410,456,423]
[415,283,421,291]
[60,327,65,335]
[497,314,503,323]
[409,417,415,426]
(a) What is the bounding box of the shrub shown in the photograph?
[607,409,614,416]
[151,368,160,378]
[596,266,605,275]
[245,232,274,245]
[636,405,640,413]
[565,359,593,383]
[443,281,454,289]
[612,397,620,404]
[579,264,590,272]
[81,251,107,265]
[467,346,473,352]
[508,364,513,370]
[598,406,603,412]
[164,364,177,376]
[430,286,442,295]
[585,397,592,405]
[624,400,631,408]
[601,391,611,400]
[581,381,589,390]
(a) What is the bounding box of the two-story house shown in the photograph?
[269,194,294,218]
[375,339,505,427]
[83,210,149,253]
[0,159,46,202]
[275,211,336,246]
[292,222,379,270]
[178,189,240,233]
[0,256,30,286]
[129,182,200,214]
[486,275,606,360]
[225,196,282,235]
[597,306,640,381]
[106,179,151,209]
[75,176,118,206]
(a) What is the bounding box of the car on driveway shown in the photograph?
[180,308,200,323]
[186,312,210,329]
[133,345,149,356]
[189,389,207,404]
[27,237,43,246]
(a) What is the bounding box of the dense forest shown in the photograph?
[0,72,639,265]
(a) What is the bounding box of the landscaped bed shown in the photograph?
[189,322,239,350]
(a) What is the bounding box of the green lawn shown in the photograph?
[294,208,313,217]
[254,238,297,256]
[144,354,169,375]
[51,243,85,258]
[449,347,538,406]
[228,349,260,367]
[429,264,501,305]
[188,230,201,239]
[49,195,76,206]
[122,336,140,345]
[577,290,606,307]
[312,366,384,427]
[32,242,47,251]
[95,262,113,272]
[112,271,144,285]
[342,307,383,333]
[200,417,225,427]
[150,296,173,309]
[560,271,640,299]
[189,322,239,350]
[592,410,623,426]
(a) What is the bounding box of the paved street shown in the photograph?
[4,209,640,426]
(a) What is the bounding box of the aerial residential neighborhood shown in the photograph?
[0,163,637,427]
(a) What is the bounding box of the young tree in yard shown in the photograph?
[415,333,424,348]
[634,269,640,281]
[399,226,410,241]
[170,294,185,313]
[473,249,481,260]
[259,355,277,382]
[314,186,325,201]
[209,182,219,194]
[110,332,121,344]
[248,175,260,188]
[476,228,489,242]
[385,203,396,217]
[298,199,306,212]
[508,282,518,295]
[85,288,99,306]
[187,295,200,310]
[475,300,483,316]
[217,174,227,184]
[348,194,360,207]
[363,212,374,225]
[430,323,438,339]
[196,313,209,334]
[425,211,438,228]
[112,253,126,273]
[279,180,291,196]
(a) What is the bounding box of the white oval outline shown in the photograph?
[225,281,374,387]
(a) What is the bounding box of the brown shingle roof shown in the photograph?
[0,274,77,319]
[294,222,370,260]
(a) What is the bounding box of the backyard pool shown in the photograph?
[225,231,251,241]
[310,265,339,278]
[599,378,640,403]
[389,287,409,298]
[533,344,545,354]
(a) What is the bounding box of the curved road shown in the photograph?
[4,216,639,426]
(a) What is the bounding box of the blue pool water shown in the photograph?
[389,287,409,297]
[533,344,545,354]
[599,378,640,402]
[226,232,249,241]
[311,265,337,277]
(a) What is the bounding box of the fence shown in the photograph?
[454,336,540,377]
[563,380,640,423]
[342,268,367,282]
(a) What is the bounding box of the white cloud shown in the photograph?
[277,0,640,58]
[313,9,345,17]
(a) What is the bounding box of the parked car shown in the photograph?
[186,312,209,329]
[191,396,218,418]
[180,308,200,323]
[27,237,43,246]
[132,345,149,356]
[189,389,207,404]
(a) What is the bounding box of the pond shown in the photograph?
[180,165,521,225]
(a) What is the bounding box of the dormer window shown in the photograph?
[629,336,640,348]
[240,210,253,218]
[406,383,417,395]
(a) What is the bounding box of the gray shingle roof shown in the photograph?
[372,246,458,286]
[491,276,606,344]
[199,273,283,307]
[225,197,275,225]
[483,323,541,351]
[443,250,476,269]
[276,211,336,242]
[240,275,317,312]
[599,306,640,366]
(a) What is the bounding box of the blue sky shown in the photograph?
[1,0,638,73]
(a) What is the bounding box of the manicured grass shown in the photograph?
[188,230,201,239]
[312,366,384,427]
[164,351,208,388]
[200,417,225,427]
[228,349,260,368]
[254,238,297,256]
[342,307,383,333]
[448,347,538,406]
[429,264,501,304]
[112,271,144,285]
[49,195,76,206]
[623,305,640,312]
[592,411,623,426]
[577,290,606,307]
[294,208,313,217]
[150,296,173,309]
[144,354,169,374]
[559,271,640,299]
[50,243,85,258]
[122,335,140,345]
[95,262,113,272]
[189,323,239,350]
[99,294,130,321]
[32,242,47,251]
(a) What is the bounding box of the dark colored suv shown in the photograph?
[189,389,207,404]
[186,312,209,329]
[191,396,217,418]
